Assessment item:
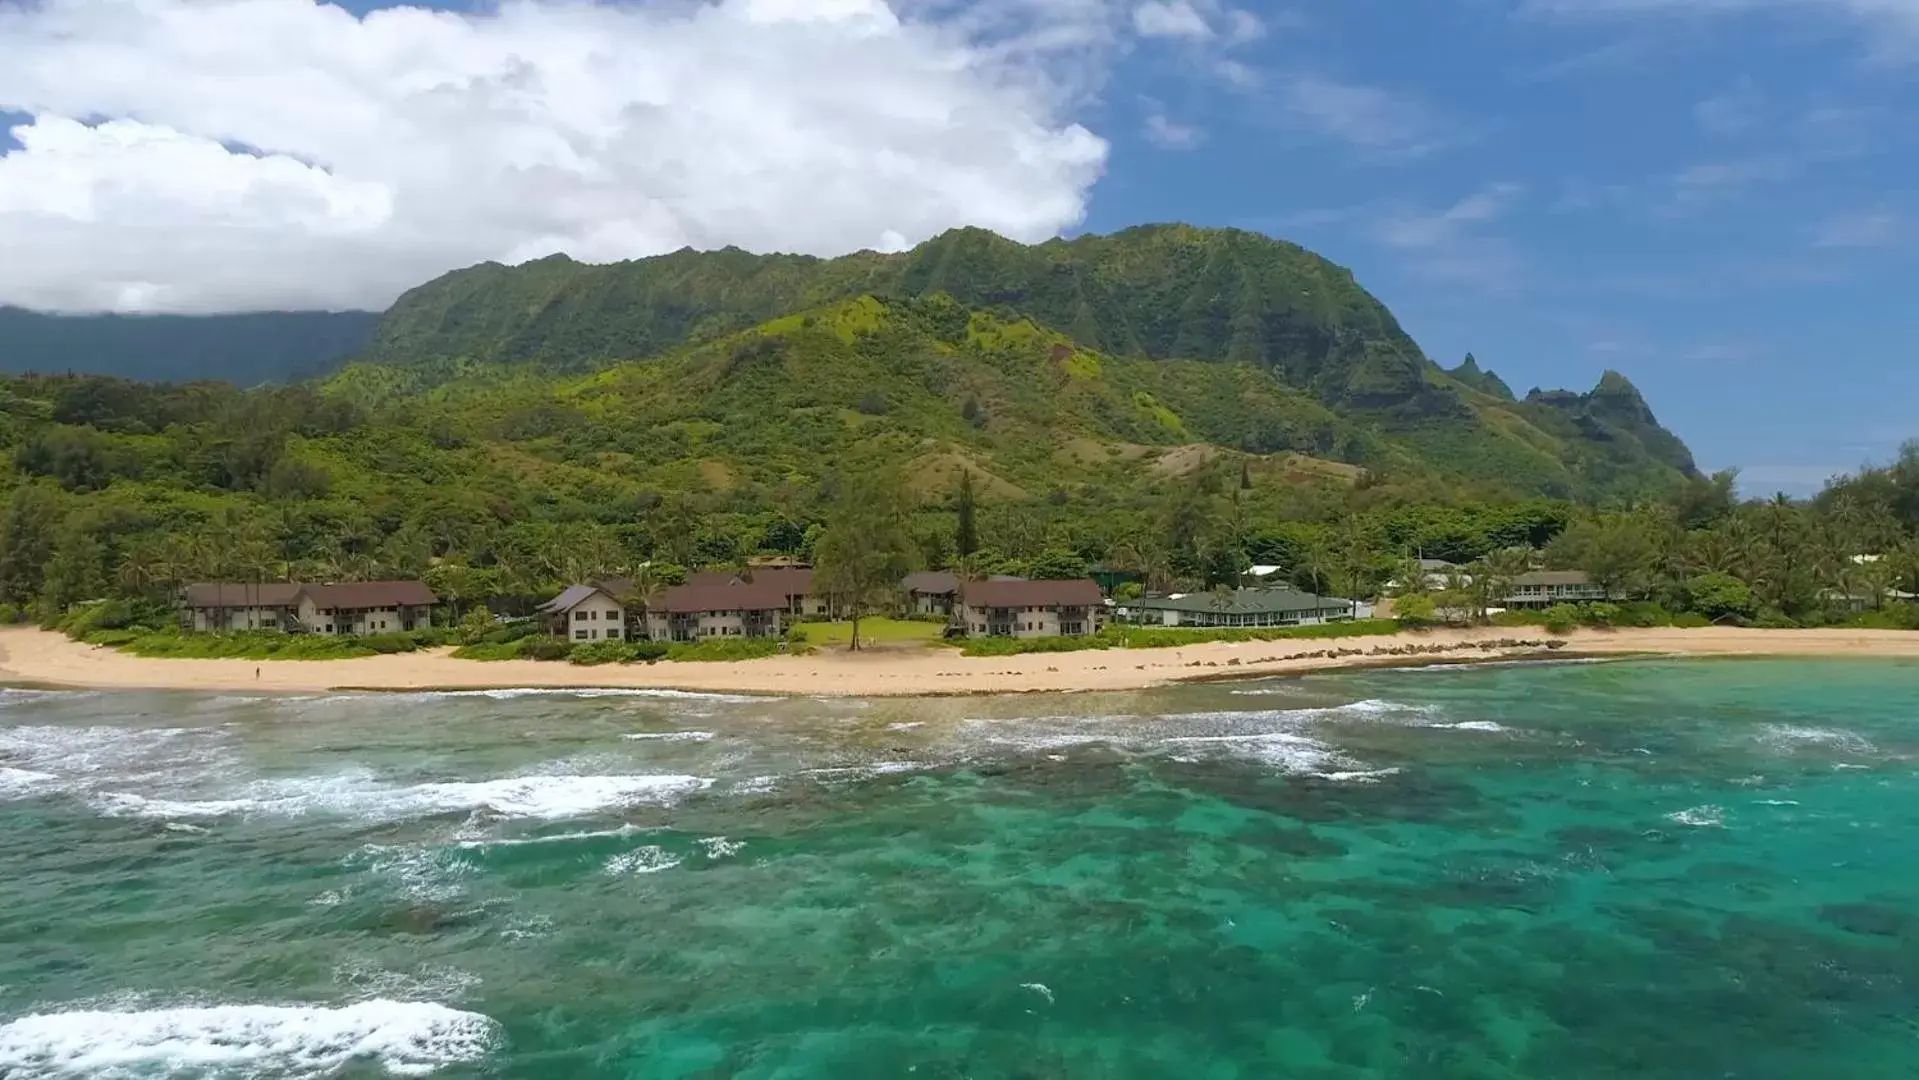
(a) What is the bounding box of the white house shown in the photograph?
[1500,571,1607,609]
[538,584,629,642]
[181,581,437,635]
[957,579,1102,639]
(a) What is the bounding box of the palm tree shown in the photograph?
[1469,548,1531,623]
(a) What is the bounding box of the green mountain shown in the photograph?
[0,307,379,385]
[356,224,1695,501]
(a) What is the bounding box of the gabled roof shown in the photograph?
[183,580,436,610]
[686,567,814,596]
[303,581,438,608]
[538,584,619,615]
[961,578,1102,608]
[656,579,791,614]
[183,583,304,608]
[1126,588,1347,616]
[902,571,959,595]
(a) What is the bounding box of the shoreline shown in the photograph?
[3,625,1918,697]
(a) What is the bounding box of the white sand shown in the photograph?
[3,625,1916,697]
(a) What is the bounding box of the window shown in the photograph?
[575,629,590,640]
[575,610,588,622]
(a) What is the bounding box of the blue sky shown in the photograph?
[1,0,1913,492]
[1072,0,1919,493]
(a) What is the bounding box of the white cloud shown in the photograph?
[1132,0,1213,39]
[0,0,1111,313]
[1141,110,1204,149]
[1373,183,1528,290]
[1521,0,1919,60]
[1811,207,1904,248]
[1275,76,1455,159]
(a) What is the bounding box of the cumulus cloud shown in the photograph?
[0,0,1110,313]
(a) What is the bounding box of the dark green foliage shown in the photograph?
[359,225,1695,501]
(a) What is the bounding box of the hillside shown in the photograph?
[360,225,1696,501]
[0,307,379,385]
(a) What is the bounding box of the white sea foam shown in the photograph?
[381,688,766,703]
[97,772,712,823]
[0,765,57,797]
[452,824,645,850]
[1160,731,1349,774]
[1759,725,1874,754]
[605,846,680,876]
[1666,805,1726,828]
[1312,768,1403,783]
[1755,799,1801,807]
[697,836,745,859]
[885,721,925,731]
[356,845,474,903]
[1428,721,1509,733]
[0,1000,497,1079]
[621,731,716,742]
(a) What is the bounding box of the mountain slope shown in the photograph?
[0,307,379,384]
[359,225,1695,501]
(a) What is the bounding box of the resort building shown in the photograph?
[1114,587,1367,629]
[537,584,629,642]
[645,579,790,642]
[1499,570,1607,609]
[957,578,1102,639]
[686,567,828,618]
[900,571,960,617]
[180,581,437,635]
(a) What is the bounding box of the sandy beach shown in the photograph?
[2,625,1917,696]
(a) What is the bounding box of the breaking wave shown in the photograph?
[0,1000,497,1079]
[96,771,712,823]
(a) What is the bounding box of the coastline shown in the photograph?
[3,625,1918,697]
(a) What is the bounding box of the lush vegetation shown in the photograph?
[2,224,1914,658]
[357,225,1697,503]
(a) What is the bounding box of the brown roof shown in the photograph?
[656,579,791,614]
[902,571,959,596]
[183,582,304,608]
[686,567,814,596]
[961,578,1102,609]
[303,581,437,609]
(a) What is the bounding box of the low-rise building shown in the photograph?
[1115,587,1365,629]
[686,567,828,618]
[900,571,960,617]
[1500,570,1607,609]
[646,580,790,642]
[957,578,1102,639]
[537,584,629,643]
[181,581,437,635]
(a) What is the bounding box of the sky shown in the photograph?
[1,0,1915,493]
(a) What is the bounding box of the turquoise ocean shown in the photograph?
[3,658,1918,1078]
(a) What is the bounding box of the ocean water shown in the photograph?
[2,658,1918,1078]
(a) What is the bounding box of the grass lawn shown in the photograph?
[804,618,950,648]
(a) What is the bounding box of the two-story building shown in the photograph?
[646,580,790,642]
[181,581,437,635]
[957,578,1102,639]
[1500,570,1607,609]
[686,568,828,618]
[537,584,630,642]
[900,571,960,617]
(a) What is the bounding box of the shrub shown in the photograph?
[569,640,636,666]
[666,638,787,662]
[524,637,573,661]
[1753,609,1800,629]
[1686,572,1755,623]
[1541,604,1580,634]
[1393,594,1438,628]
[1582,602,1621,628]
[1615,601,1673,628]
[785,625,810,644]
[1671,611,1712,629]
